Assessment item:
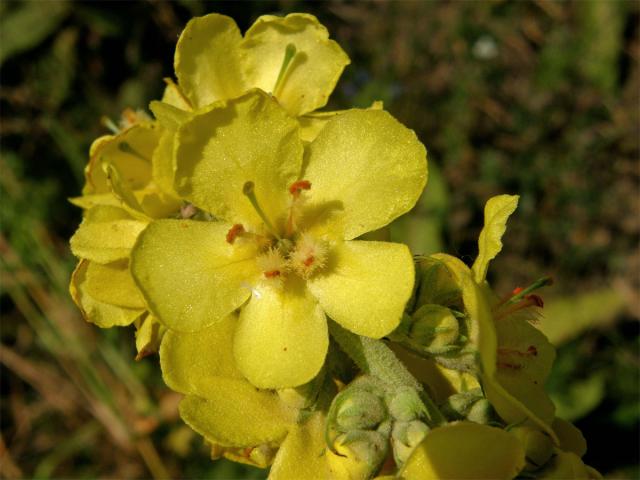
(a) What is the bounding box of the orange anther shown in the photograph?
[303,255,315,267]
[512,287,524,295]
[527,345,538,356]
[226,224,245,244]
[289,180,311,198]
[525,294,544,308]
[264,270,281,278]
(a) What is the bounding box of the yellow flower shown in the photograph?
[69,104,182,356]
[131,89,427,388]
[160,315,351,479]
[171,13,350,117]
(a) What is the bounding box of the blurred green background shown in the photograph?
[1,0,638,478]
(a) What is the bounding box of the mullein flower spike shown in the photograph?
[67,11,599,479]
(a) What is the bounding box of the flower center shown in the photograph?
[228,179,328,286]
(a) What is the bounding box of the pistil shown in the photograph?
[273,43,297,95]
[242,181,280,239]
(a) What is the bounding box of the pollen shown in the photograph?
[289,180,311,198]
[256,248,288,287]
[290,233,327,279]
[226,224,245,244]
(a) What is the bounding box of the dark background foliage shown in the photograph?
[1,1,638,478]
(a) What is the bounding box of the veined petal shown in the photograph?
[241,13,350,116]
[160,315,243,394]
[307,241,414,339]
[179,377,293,448]
[234,279,328,389]
[70,205,148,264]
[85,259,145,308]
[303,109,427,240]
[399,422,525,480]
[70,260,144,328]
[174,14,245,108]
[174,90,303,228]
[131,219,260,332]
[269,413,332,480]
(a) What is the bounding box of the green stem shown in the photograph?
[328,321,446,425]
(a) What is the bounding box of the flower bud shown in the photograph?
[391,420,430,465]
[441,389,496,424]
[327,430,388,480]
[388,387,427,422]
[414,257,462,309]
[409,304,459,353]
[510,426,554,471]
[336,390,387,431]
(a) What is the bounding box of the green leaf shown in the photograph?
[471,194,519,283]
[0,1,71,65]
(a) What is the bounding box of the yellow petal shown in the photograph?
[161,77,192,111]
[471,194,519,283]
[174,14,245,108]
[70,206,148,263]
[399,422,525,480]
[552,418,587,458]
[241,13,350,116]
[539,452,593,479]
[269,412,333,480]
[135,314,165,360]
[307,241,414,338]
[297,101,383,143]
[85,123,158,195]
[174,90,303,229]
[234,279,328,389]
[303,109,427,240]
[179,377,293,447]
[70,260,144,328]
[69,193,121,210]
[85,259,145,308]
[160,315,243,394]
[131,219,259,332]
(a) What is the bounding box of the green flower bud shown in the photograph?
[327,430,388,480]
[441,389,496,424]
[510,426,554,471]
[410,304,460,350]
[391,420,430,465]
[414,257,462,309]
[388,387,427,422]
[336,390,387,431]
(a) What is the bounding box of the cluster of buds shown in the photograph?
[68,11,599,480]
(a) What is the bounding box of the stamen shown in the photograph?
[289,180,311,198]
[504,276,553,305]
[101,116,120,134]
[256,248,288,287]
[287,179,311,236]
[242,181,280,239]
[226,224,245,244]
[290,233,327,279]
[273,43,297,95]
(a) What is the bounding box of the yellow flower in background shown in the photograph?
[69,104,183,357]
[171,12,349,117]
[131,89,427,388]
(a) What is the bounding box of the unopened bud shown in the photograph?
[327,431,388,480]
[388,387,427,422]
[336,390,387,431]
[410,304,459,351]
[441,389,496,424]
[414,257,462,308]
[510,425,554,471]
[391,420,430,465]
